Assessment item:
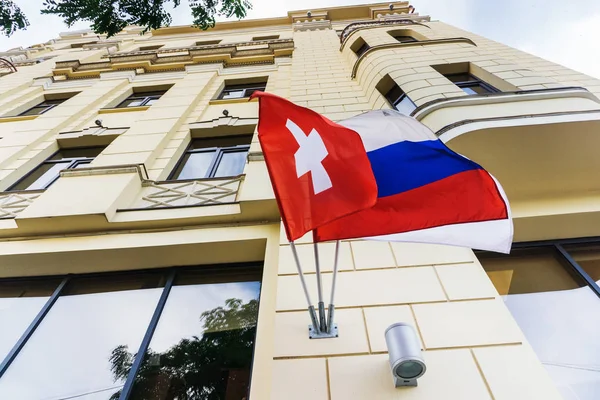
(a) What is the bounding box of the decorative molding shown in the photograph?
[189,116,257,137]
[53,39,294,80]
[98,106,149,114]
[0,191,43,219]
[0,115,38,123]
[133,176,244,209]
[247,151,264,161]
[293,19,332,32]
[351,38,477,78]
[60,164,148,180]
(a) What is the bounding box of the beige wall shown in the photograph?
[0,2,599,398]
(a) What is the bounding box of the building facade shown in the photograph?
[0,2,599,399]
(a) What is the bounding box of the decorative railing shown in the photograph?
[131,176,244,209]
[339,19,430,47]
[0,57,17,75]
[0,191,43,219]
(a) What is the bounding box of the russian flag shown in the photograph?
[313,110,513,254]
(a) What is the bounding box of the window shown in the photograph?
[392,35,418,43]
[252,35,280,41]
[478,241,600,399]
[377,75,416,116]
[350,37,370,57]
[117,90,168,108]
[18,98,68,116]
[384,84,416,115]
[70,41,97,49]
[217,81,267,100]
[9,147,104,191]
[138,44,163,51]
[170,136,252,180]
[195,39,222,46]
[444,73,499,95]
[0,264,263,400]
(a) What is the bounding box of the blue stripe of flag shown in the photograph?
[367,140,482,198]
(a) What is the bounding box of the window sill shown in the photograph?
[209,97,258,105]
[0,115,39,123]
[98,106,150,114]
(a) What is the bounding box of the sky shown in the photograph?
[1,0,599,79]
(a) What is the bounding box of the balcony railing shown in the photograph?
[0,190,43,219]
[130,175,244,209]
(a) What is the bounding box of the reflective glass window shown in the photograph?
[385,84,416,116]
[444,73,499,95]
[0,278,61,362]
[117,90,168,108]
[0,271,167,400]
[479,246,600,399]
[170,136,252,180]
[114,266,262,400]
[18,99,68,116]
[9,147,104,191]
[218,82,267,100]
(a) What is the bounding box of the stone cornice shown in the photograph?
[52,39,294,80]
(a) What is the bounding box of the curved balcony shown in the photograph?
[416,87,600,241]
[339,18,431,48]
[350,37,476,78]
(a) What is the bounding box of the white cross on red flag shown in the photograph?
[251,91,377,241]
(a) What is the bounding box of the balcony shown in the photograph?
[415,87,600,241]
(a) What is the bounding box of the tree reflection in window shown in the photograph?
[108,297,258,400]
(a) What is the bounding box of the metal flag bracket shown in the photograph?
[290,238,341,339]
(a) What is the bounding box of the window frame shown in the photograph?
[0,262,264,399]
[18,99,67,116]
[217,82,267,100]
[169,136,252,181]
[384,84,416,115]
[116,90,168,108]
[477,237,600,299]
[392,35,418,43]
[8,147,103,192]
[445,73,499,95]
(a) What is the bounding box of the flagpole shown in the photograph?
[313,241,327,332]
[289,241,320,333]
[327,240,340,334]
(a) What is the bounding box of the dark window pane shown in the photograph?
[118,97,146,108]
[0,271,166,400]
[215,150,248,177]
[174,151,216,180]
[19,106,49,116]
[355,42,370,57]
[394,35,418,43]
[0,278,62,362]
[563,244,600,283]
[11,161,70,191]
[478,247,600,399]
[129,266,262,400]
[478,247,585,295]
[460,84,494,95]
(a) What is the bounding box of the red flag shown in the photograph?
[251,91,377,241]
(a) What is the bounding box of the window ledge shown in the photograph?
[0,115,39,123]
[209,97,258,105]
[98,106,150,114]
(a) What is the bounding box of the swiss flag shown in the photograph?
[251,91,377,241]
